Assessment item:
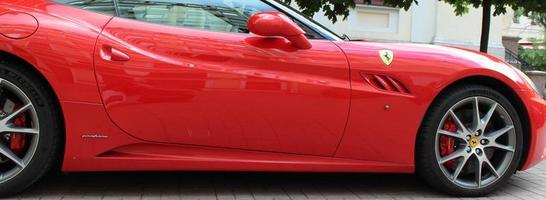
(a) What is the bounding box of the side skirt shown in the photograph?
[61,101,413,173]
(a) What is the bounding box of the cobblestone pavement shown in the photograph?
[5,161,546,200]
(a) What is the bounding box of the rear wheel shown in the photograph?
[0,60,62,196]
[416,85,523,196]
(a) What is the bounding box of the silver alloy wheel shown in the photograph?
[0,79,39,184]
[435,96,516,189]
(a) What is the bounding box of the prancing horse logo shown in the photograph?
[470,137,479,148]
[379,50,394,66]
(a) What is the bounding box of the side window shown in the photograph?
[116,0,275,33]
[116,0,324,39]
[49,0,116,15]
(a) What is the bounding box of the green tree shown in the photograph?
[519,12,545,71]
[520,47,546,71]
[283,0,546,53]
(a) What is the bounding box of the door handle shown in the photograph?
[100,45,130,62]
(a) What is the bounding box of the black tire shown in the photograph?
[0,59,63,196]
[416,85,523,197]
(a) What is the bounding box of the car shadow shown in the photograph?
[16,172,456,199]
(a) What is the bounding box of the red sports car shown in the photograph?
[0,0,544,197]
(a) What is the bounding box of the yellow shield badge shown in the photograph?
[379,50,394,66]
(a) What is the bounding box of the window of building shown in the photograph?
[354,0,393,7]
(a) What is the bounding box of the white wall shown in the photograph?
[506,15,544,40]
[432,2,511,59]
[410,0,438,43]
[313,5,413,42]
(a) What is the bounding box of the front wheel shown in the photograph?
[416,85,523,197]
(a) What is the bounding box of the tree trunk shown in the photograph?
[480,0,491,53]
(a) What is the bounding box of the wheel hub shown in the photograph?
[469,137,479,148]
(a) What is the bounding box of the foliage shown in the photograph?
[519,14,545,72]
[280,0,356,23]
[442,0,545,17]
[519,45,546,71]
[281,0,546,23]
[513,8,524,19]
[517,10,545,72]
[526,11,546,28]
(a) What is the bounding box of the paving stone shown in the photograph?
[5,162,546,200]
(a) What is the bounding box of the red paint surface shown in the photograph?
[0,0,544,173]
[94,17,350,157]
[248,12,312,49]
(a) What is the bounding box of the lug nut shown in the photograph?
[466,135,471,140]
[467,147,472,153]
[476,148,482,155]
[475,130,482,136]
[481,139,488,145]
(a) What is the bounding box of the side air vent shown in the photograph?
[361,73,410,94]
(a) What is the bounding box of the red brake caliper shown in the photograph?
[9,103,27,155]
[440,116,458,169]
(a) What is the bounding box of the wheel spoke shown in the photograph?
[438,130,466,140]
[440,148,466,164]
[472,97,480,131]
[488,142,515,152]
[484,158,500,178]
[481,103,498,129]
[0,103,32,124]
[0,143,25,168]
[2,127,38,135]
[486,125,514,141]
[452,154,470,181]
[449,110,469,133]
[476,157,483,187]
[0,103,37,135]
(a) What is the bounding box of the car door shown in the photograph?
[94,0,350,156]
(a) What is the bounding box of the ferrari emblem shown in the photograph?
[379,50,394,66]
[470,137,479,148]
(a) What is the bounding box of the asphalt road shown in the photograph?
[5,161,546,200]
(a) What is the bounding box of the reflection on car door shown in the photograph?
[94,0,351,156]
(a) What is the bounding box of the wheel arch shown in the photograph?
[0,50,66,168]
[0,50,62,103]
[419,75,531,170]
